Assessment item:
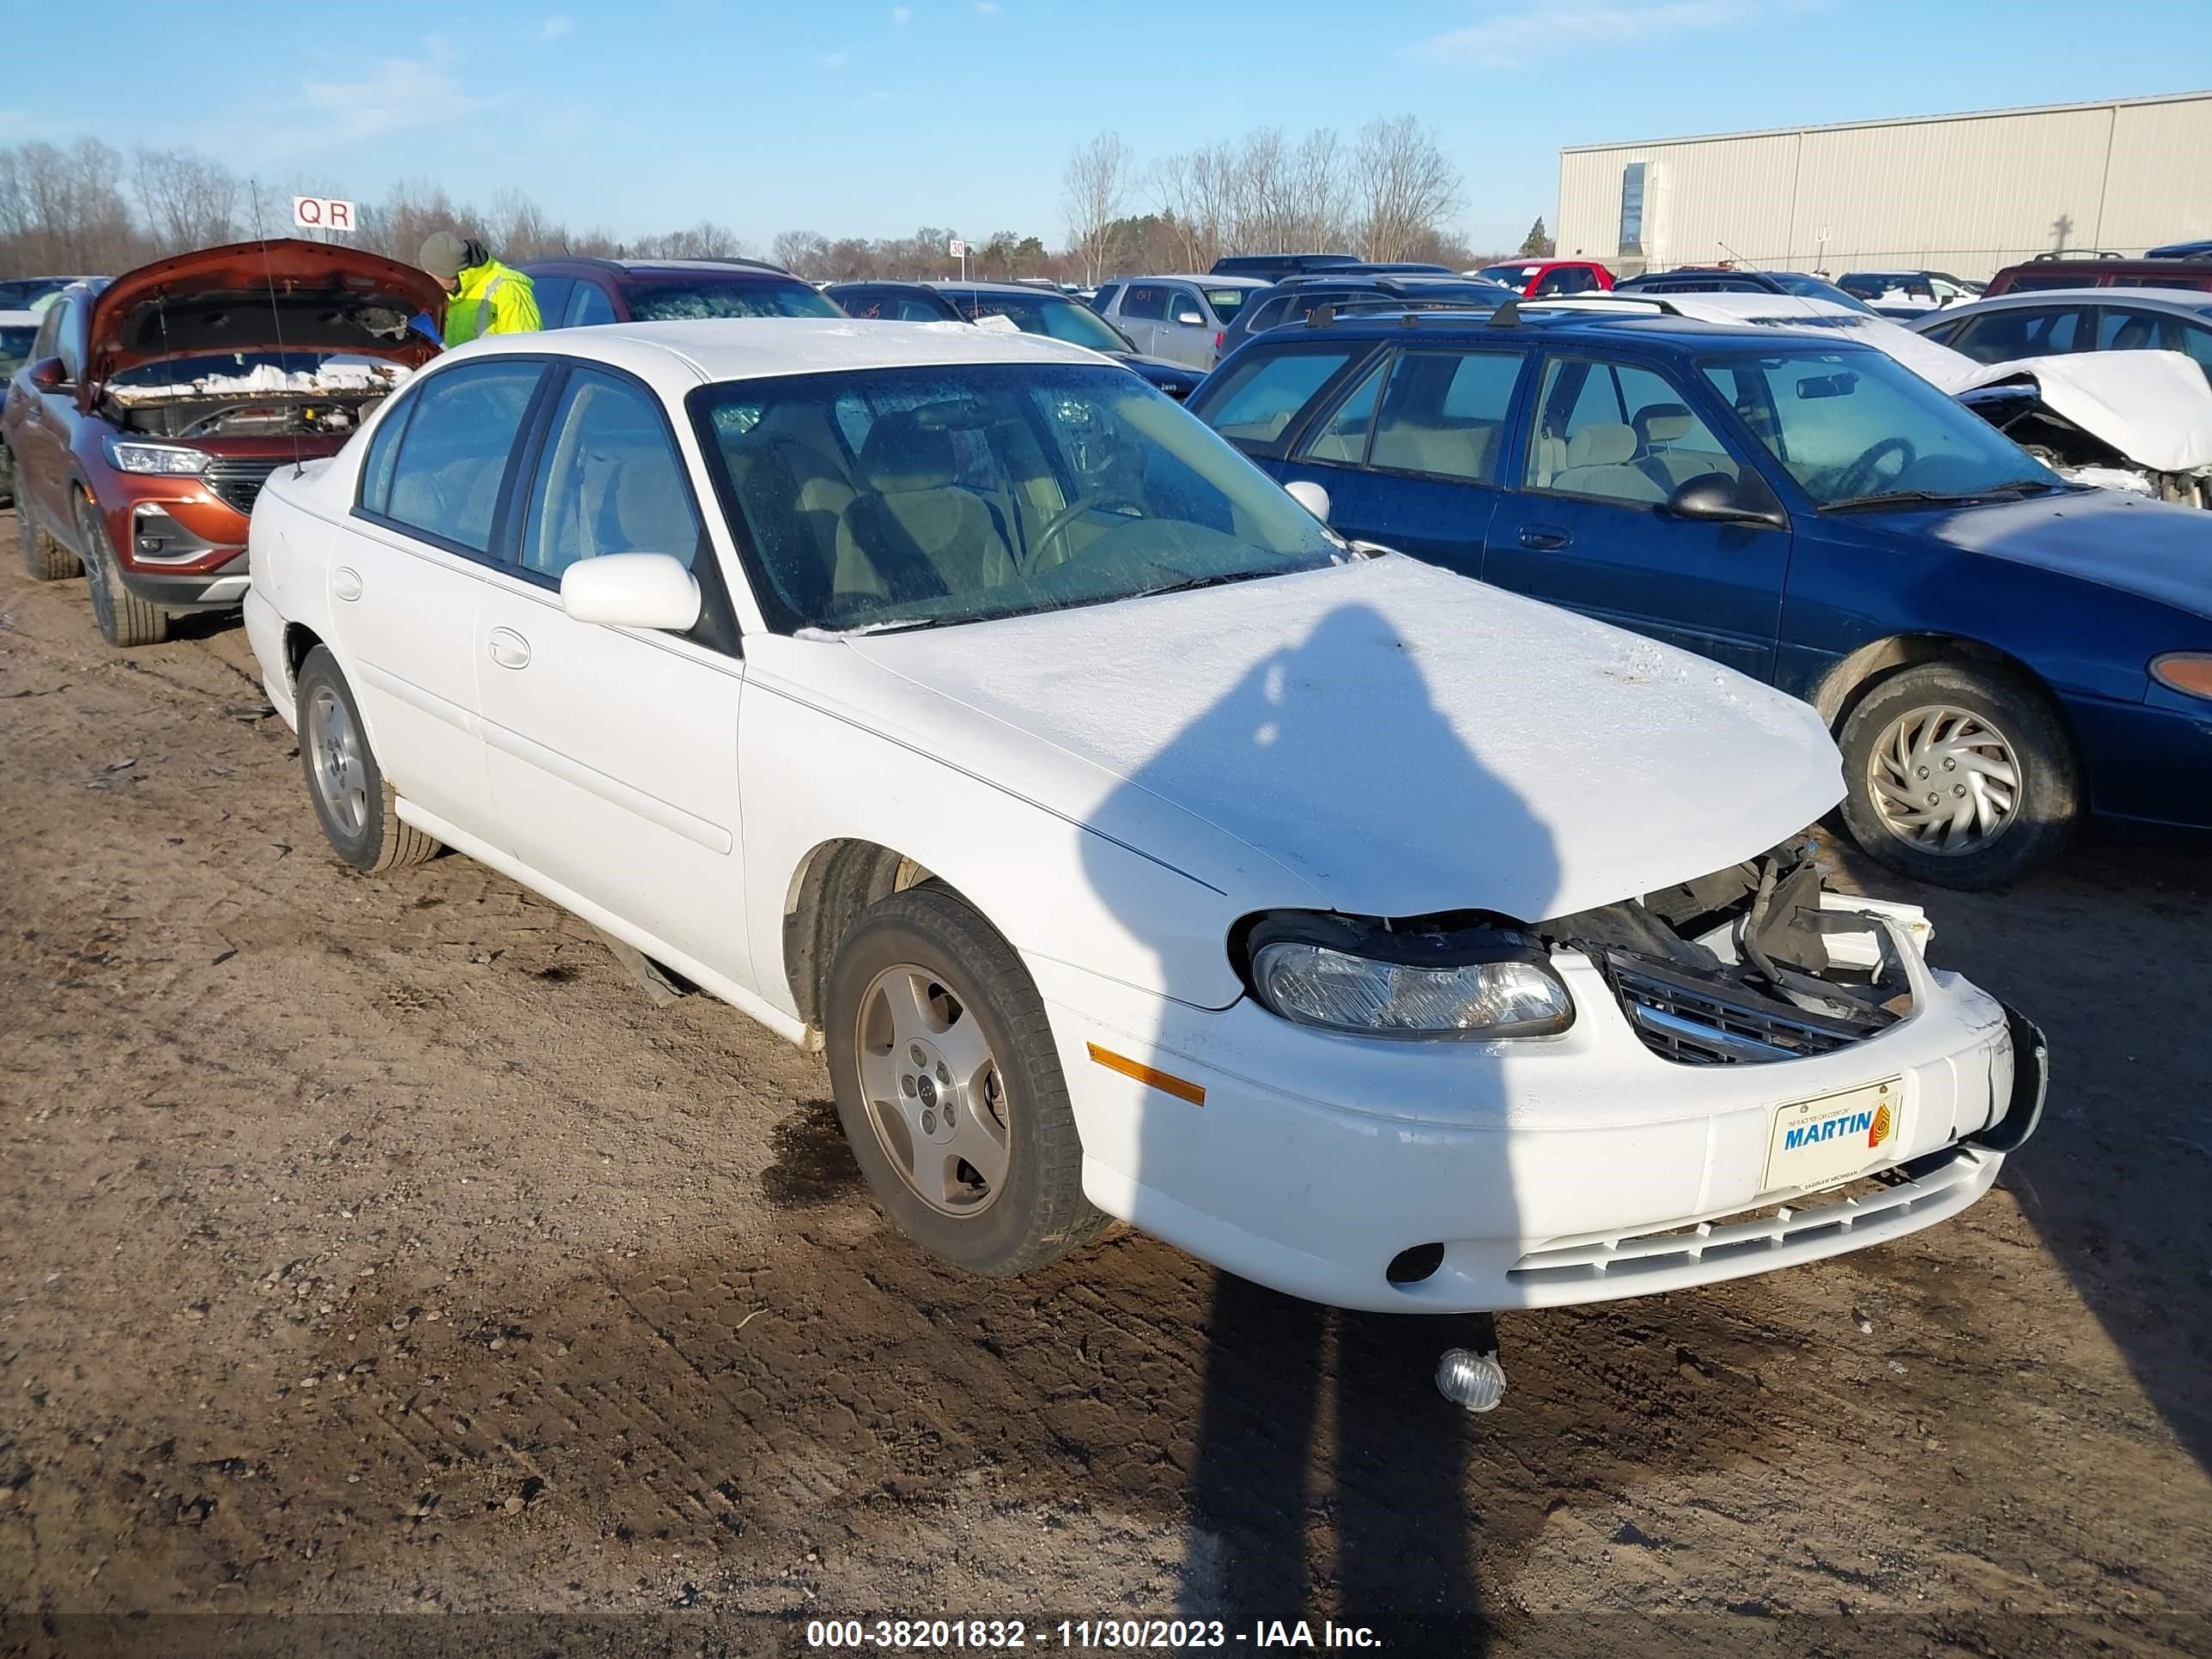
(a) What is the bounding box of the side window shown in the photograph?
[521,369,704,580]
[567,283,617,327]
[1246,295,1292,333]
[1091,283,1121,314]
[1368,350,1525,483]
[2094,307,2180,353]
[1525,358,1735,503]
[356,390,419,516]
[381,359,544,553]
[2179,321,2212,380]
[1192,347,1358,452]
[836,288,885,319]
[1285,288,1357,325]
[30,300,64,368]
[1530,268,1571,297]
[54,299,82,381]
[531,276,575,328]
[1295,357,1389,464]
[1165,289,1206,325]
[1120,284,1170,322]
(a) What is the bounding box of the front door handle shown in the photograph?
[331,566,363,602]
[1518,524,1572,550]
[487,627,531,670]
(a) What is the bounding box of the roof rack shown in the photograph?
[1302,300,1504,330]
[2029,249,2125,261]
[1487,295,1686,327]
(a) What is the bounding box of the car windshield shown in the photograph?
[949,291,1135,353]
[0,325,36,377]
[1761,271,1876,311]
[1202,286,1252,320]
[1701,346,2059,508]
[0,278,71,310]
[1389,281,1512,307]
[1479,265,1540,285]
[624,276,842,321]
[696,362,1341,633]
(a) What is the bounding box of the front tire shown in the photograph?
[295,646,441,873]
[824,884,1107,1276]
[19,491,82,580]
[76,495,168,646]
[1838,660,2079,890]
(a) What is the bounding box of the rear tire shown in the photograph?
[824,883,1108,1276]
[1838,660,2079,890]
[76,495,168,646]
[295,646,441,873]
[19,491,82,581]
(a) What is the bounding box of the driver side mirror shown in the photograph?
[560,552,702,632]
[1662,473,1786,530]
[27,356,67,391]
[1174,310,1206,328]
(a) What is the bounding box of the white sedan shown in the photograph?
[244,319,2044,1316]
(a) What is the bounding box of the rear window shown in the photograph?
[1204,287,1252,320]
[622,276,841,321]
[0,325,37,377]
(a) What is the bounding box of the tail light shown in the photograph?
[1215,331,1224,349]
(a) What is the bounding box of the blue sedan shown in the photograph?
[1188,307,2212,888]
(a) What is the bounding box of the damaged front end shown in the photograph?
[1958,381,2212,509]
[1540,844,1920,1065]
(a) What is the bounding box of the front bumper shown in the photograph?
[1037,903,2041,1314]
[114,547,251,610]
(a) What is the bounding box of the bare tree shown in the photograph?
[484,189,559,260]
[131,147,240,254]
[1062,131,1133,285]
[1352,116,1463,264]
[772,229,830,277]
[1288,129,1350,252]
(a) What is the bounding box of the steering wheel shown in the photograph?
[1028,491,1146,574]
[1833,435,1917,498]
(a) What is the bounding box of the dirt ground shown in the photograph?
[1,511,2208,1658]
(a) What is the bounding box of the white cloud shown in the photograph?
[300,42,501,141]
[1422,1,1760,65]
[819,51,851,68]
[540,14,574,39]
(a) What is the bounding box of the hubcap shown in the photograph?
[853,964,1010,1218]
[306,686,369,836]
[1867,703,2021,856]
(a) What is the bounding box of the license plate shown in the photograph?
[1765,1079,1902,1193]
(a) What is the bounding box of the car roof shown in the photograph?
[1932,285,2212,313]
[439,317,1102,390]
[1111,273,1268,288]
[525,256,797,278]
[1271,302,1858,351]
[923,279,1080,296]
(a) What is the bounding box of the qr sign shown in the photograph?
[293,196,358,233]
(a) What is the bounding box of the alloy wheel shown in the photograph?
[853,963,1011,1218]
[1866,703,2021,856]
[306,684,370,837]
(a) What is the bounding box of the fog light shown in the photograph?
[1436,1347,1507,1413]
[1387,1243,1444,1284]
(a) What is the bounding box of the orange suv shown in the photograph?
[2,238,442,646]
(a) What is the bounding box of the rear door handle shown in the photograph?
[487,627,531,670]
[331,566,362,601]
[1518,524,1572,550]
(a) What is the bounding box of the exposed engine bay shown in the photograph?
[101,362,410,442]
[1538,843,1916,1063]
[1959,385,2212,509]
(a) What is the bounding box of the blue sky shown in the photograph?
[7,3,2206,254]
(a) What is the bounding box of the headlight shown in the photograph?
[105,440,210,476]
[1246,914,1574,1040]
[2150,653,2212,701]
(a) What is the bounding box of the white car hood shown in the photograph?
[830,556,1841,923]
[1612,294,2212,475]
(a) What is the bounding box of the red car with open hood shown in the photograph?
[2,238,444,646]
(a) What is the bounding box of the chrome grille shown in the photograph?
[203,458,284,514]
[1602,951,1876,1066]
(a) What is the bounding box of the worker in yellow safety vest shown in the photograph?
[419,231,542,346]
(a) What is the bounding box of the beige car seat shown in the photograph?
[835,410,1015,603]
[1547,422,1666,502]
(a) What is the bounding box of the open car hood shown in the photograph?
[1604,294,2212,477]
[84,238,446,390]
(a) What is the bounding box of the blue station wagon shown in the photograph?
[1189,306,2212,888]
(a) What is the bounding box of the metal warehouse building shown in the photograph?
[1556,90,2212,282]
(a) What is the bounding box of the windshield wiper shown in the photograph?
[1823,483,2054,514]
[1129,568,1280,601]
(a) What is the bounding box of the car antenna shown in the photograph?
[1718,240,1762,271]
[250,180,309,479]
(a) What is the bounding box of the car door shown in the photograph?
[339,356,546,835]
[1154,285,1213,368]
[1275,346,1531,581]
[1486,352,1788,680]
[1114,283,1170,356]
[9,295,77,537]
[472,362,752,986]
